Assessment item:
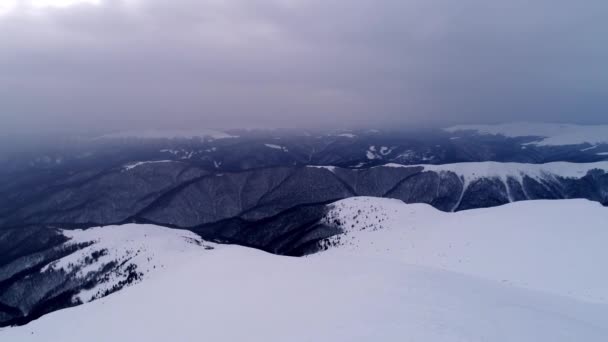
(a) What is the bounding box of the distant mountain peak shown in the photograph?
[445,122,608,146]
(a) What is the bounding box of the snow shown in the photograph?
[366,146,382,160]
[308,165,337,173]
[337,133,356,138]
[598,152,608,156]
[160,149,197,159]
[581,145,599,152]
[323,197,608,304]
[383,161,608,188]
[4,200,608,341]
[99,129,236,140]
[394,150,416,161]
[41,224,213,304]
[366,146,393,159]
[160,149,180,155]
[264,144,288,152]
[379,146,393,155]
[123,160,175,171]
[306,161,608,193]
[445,123,608,146]
[264,143,282,150]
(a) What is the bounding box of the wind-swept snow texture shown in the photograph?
[3,200,608,341]
[445,122,608,146]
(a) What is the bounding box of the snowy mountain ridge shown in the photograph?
[3,199,608,341]
[308,161,608,206]
[445,122,608,146]
[42,225,215,304]
[385,160,608,186]
[321,197,608,303]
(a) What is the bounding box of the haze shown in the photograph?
[1,0,607,135]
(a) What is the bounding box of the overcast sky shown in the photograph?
[1,0,607,133]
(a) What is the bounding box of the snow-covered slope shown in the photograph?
[386,160,608,187]
[322,197,608,303]
[3,200,608,341]
[445,123,608,146]
[42,225,214,304]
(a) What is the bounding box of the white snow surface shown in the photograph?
[366,145,382,159]
[307,165,337,172]
[160,149,199,159]
[4,200,608,341]
[384,161,608,206]
[99,129,236,140]
[581,145,599,152]
[384,161,608,186]
[264,143,288,152]
[323,197,608,303]
[42,225,212,303]
[123,160,176,171]
[379,146,393,155]
[445,123,608,146]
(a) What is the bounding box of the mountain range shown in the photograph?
[1,123,608,329]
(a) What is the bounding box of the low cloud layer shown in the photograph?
[1,0,607,133]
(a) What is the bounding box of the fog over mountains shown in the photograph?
[2,0,607,340]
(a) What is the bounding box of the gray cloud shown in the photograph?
[1,0,607,134]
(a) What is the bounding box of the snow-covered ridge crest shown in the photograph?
[5,201,608,341]
[309,161,608,186]
[384,161,608,185]
[444,123,608,146]
[43,224,214,303]
[321,197,608,304]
